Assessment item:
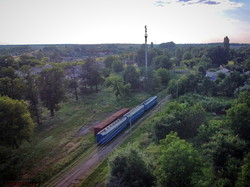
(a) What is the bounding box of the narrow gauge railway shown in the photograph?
[96,96,157,144]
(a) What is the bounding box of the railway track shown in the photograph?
[45,95,170,187]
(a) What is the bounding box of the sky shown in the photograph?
[0,0,249,44]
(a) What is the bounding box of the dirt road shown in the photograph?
[47,95,170,187]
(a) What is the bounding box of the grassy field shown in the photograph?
[1,87,151,184]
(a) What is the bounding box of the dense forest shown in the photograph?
[0,38,250,186]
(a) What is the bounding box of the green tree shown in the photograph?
[175,48,183,64]
[0,77,26,100]
[123,65,139,89]
[0,55,17,68]
[19,54,44,67]
[108,149,155,187]
[152,55,172,70]
[39,67,65,116]
[156,68,171,86]
[81,58,103,93]
[153,102,206,142]
[135,48,145,67]
[206,46,227,67]
[0,96,34,148]
[243,57,250,71]
[168,74,199,98]
[236,153,250,187]
[20,66,41,125]
[219,71,246,97]
[203,130,246,186]
[112,59,124,73]
[144,68,160,92]
[0,67,16,79]
[197,119,224,145]
[105,75,130,98]
[104,56,116,69]
[224,36,230,62]
[66,66,79,100]
[199,76,217,96]
[198,66,206,76]
[227,91,250,142]
[182,51,192,61]
[157,132,203,187]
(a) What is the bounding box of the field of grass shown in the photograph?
[0,87,151,184]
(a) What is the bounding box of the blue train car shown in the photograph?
[96,96,158,145]
[143,96,157,111]
[96,116,129,144]
[124,105,145,123]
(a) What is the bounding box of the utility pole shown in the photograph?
[145,25,148,79]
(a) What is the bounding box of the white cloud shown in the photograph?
[156,0,243,10]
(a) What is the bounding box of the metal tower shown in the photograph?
[145,25,148,79]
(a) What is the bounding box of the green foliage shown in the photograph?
[108,149,155,187]
[178,94,232,113]
[236,153,250,187]
[104,56,117,69]
[0,76,26,100]
[105,75,131,98]
[20,66,41,125]
[123,65,139,88]
[153,102,206,142]
[227,91,250,142]
[135,48,145,67]
[144,68,161,93]
[152,55,172,70]
[243,57,250,71]
[224,36,230,62]
[81,58,103,93]
[0,67,16,79]
[198,66,206,76]
[102,68,111,78]
[196,120,224,145]
[157,132,203,187]
[182,51,192,61]
[206,46,227,66]
[19,54,44,67]
[156,68,171,86]
[39,67,65,116]
[198,76,217,96]
[0,96,35,148]
[203,130,246,186]
[182,59,198,69]
[219,71,246,97]
[112,59,124,73]
[168,74,199,98]
[0,55,17,69]
[175,48,183,63]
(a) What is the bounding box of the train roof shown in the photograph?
[94,108,130,129]
[97,116,128,136]
[124,105,144,118]
[143,96,157,105]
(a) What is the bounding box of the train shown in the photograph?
[93,108,130,135]
[96,96,157,145]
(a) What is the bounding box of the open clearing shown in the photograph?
[46,94,170,187]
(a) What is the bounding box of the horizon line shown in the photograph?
[1,42,250,46]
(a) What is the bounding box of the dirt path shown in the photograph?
[47,95,171,187]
